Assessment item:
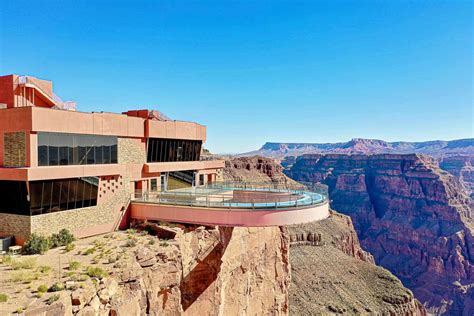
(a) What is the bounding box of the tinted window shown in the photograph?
[147,138,202,163]
[28,177,99,215]
[0,181,30,215]
[37,133,118,166]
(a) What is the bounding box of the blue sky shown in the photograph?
[0,1,472,153]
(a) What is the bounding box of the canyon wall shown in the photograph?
[24,225,290,316]
[286,153,474,314]
[440,155,474,198]
[224,156,426,315]
[224,156,298,184]
[287,212,425,315]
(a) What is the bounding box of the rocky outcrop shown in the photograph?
[287,212,425,315]
[440,155,474,198]
[24,225,290,315]
[224,156,298,184]
[286,153,474,314]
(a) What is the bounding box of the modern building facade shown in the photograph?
[0,74,330,246]
[0,74,224,244]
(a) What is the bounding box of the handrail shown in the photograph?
[131,182,328,210]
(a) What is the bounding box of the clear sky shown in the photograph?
[0,1,472,153]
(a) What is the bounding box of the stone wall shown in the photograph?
[118,137,146,165]
[0,213,31,243]
[3,131,26,167]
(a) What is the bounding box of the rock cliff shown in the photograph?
[18,225,290,315]
[224,156,298,184]
[286,153,474,314]
[225,156,426,315]
[440,155,474,198]
[287,212,425,315]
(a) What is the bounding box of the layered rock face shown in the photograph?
[286,153,474,314]
[26,225,290,315]
[440,155,474,198]
[287,212,425,315]
[224,156,298,184]
[241,138,474,159]
[225,156,426,315]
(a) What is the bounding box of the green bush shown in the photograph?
[83,247,96,255]
[69,261,81,270]
[50,229,75,248]
[38,266,52,274]
[37,284,48,293]
[46,294,60,305]
[22,234,50,255]
[65,243,75,252]
[0,293,7,302]
[86,266,108,280]
[48,282,64,292]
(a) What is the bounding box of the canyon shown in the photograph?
[286,153,473,314]
[242,138,474,159]
[224,156,425,315]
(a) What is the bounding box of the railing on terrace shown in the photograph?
[131,181,328,210]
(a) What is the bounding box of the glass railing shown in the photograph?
[132,181,328,210]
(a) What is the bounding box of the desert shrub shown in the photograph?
[1,255,12,265]
[65,243,75,253]
[48,282,64,292]
[160,241,169,247]
[107,255,118,264]
[46,294,60,305]
[50,229,75,248]
[37,284,48,293]
[148,239,156,245]
[86,266,108,280]
[38,266,52,274]
[68,261,81,270]
[22,234,50,255]
[82,247,96,256]
[0,293,7,302]
[10,271,38,283]
[72,274,89,282]
[10,258,37,270]
[64,271,76,278]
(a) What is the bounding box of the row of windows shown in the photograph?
[0,178,99,216]
[38,133,118,166]
[147,138,202,163]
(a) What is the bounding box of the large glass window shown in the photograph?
[0,178,99,216]
[37,132,118,166]
[0,181,30,215]
[29,177,99,215]
[147,138,202,163]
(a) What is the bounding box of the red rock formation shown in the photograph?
[440,155,474,198]
[224,156,297,184]
[286,153,474,314]
[287,212,426,315]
